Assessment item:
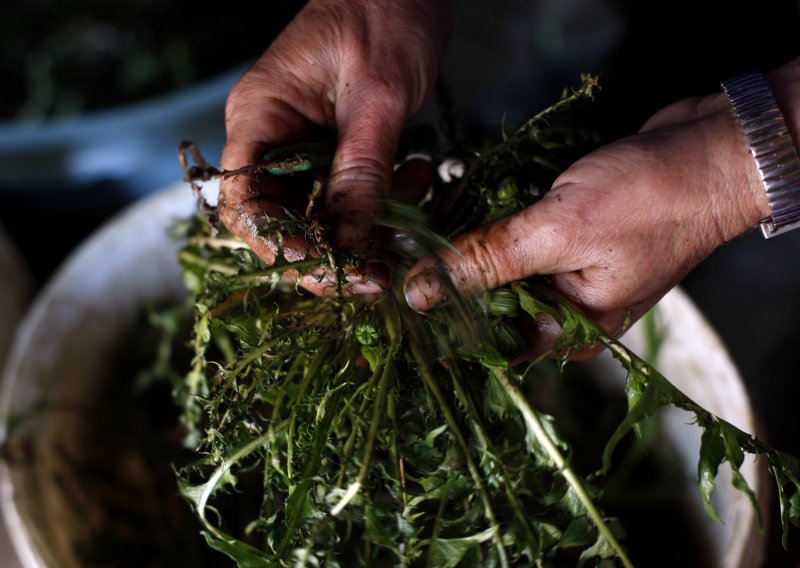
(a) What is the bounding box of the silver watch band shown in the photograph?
[721,71,800,238]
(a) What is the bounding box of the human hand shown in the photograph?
[403,90,773,359]
[219,0,449,295]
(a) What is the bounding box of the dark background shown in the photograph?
[1,0,799,565]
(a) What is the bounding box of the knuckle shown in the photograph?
[224,63,301,127]
[352,74,411,115]
[453,235,506,292]
[328,155,391,202]
[640,96,702,131]
[225,71,271,117]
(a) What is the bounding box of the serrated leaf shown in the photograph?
[425,526,497,568]
[203,531,273,567]
[424,424,449,448]
[364,506,395,548]
[697,423,726,524]
[719,421,762,528]
[285,484,314,524]
[790,491,800,529]
[483,368,514,420]
[178,469,237,512]
[559,517,594,549]
[578,532,618,566]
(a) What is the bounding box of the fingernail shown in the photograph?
[404,268,445,312]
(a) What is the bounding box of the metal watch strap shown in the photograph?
[721,71,800,238]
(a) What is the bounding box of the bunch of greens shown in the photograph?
[175,76,800,566]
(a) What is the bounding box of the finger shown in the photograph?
[222,90,316,174]
[516,308,623,363]
[517,264,663,362]
[220,94,315,205]
[219,186,390,294]
[512,311,565,364]
[220,120,392,292]
[296,261,388,297]
[218,196,320,265]
[638,96,701,133]
[219,89,319,264]
[403,192,587,311]
[325,85,409,256]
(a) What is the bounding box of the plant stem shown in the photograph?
[197,419,290,539]
[179,250,240,275]
[448,365,540,554]
[191,236,250,250]
[430,320,540,554]
[226,257,324,284]
[491,368,634,568]
[229,329,297,379]
[277,383,347,556]
[356,349,394,486]
[336,361,384,487]
[426,478,451,568]
[408,334,510,568]
[331,300,401,516]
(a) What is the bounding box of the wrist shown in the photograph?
[718,59,800,238]
[694,90,770,242]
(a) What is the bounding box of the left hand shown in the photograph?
[219,0,449,296]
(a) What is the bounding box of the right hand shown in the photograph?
[219,0,450,295]
[403,91,770,359]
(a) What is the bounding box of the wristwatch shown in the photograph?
[721,71,800,238]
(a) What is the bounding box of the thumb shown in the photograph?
[326,85,409,256]
[403,199,585,311]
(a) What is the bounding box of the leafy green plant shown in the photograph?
[175,76,800,566]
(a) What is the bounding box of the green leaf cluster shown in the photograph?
[171,75,800,567]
